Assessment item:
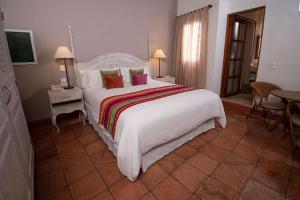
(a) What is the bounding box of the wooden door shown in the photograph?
[221,15,248,97]
[0,9,33,199]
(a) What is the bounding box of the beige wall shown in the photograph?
[0,0,177,122]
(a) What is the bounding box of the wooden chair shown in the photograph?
[246,81,285,129]
[287,101,300,146]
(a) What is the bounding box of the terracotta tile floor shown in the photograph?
[30,108,300,200]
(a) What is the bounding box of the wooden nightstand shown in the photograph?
[154,76,175,84]
[48,87,87,132]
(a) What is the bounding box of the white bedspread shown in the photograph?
[84,80,226,181]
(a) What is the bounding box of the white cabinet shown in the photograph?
[0,126,31,200]
[0,8,34,200]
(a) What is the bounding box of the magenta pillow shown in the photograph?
[132,74,147,86]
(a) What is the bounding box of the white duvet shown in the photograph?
[84,79,226,181]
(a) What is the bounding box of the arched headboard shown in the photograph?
[75,53,150,88]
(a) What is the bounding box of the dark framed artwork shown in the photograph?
[5,29,38,65]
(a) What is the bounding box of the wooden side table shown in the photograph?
[271,89,300,149]
[48,87,87,132]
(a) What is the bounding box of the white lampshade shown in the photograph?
[153,49,166,59]
[54,46,74,59]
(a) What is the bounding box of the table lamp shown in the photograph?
[54,46,74,89]
[153,49,166,78]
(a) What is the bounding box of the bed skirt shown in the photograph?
[84,102,215,173]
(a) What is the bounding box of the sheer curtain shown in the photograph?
[174,7,209,88]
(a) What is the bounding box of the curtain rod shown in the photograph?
[177,4,213,18]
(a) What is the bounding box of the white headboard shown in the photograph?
[75,53,150,88]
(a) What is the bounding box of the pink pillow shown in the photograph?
[132,74,147,86]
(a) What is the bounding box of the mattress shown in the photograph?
[84,79,226,180]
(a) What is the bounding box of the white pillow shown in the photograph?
[144,66,150,78]
[86,70,102,88]
[78,70,88,88]
[86,68,120,88]
[120,68,131,85]
[120,66,150,85]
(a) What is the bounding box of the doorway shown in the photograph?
[221,7,265,106]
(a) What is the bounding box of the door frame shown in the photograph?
[223,16,249,97]
[220,6,266,98]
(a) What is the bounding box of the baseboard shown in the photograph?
[27,111,81,129]
[26,101,276,129]
[27,118,51,129]
[222,100,251,113]
[222,100,283,121]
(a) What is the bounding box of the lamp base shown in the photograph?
[156,76,164,78]
[64,86,74,89]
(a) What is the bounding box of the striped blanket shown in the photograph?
[98,85,195,139]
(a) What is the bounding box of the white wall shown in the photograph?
[178,0,300,94]
[255,0,300,90]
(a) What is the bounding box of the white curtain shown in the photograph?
[173,7,209,88]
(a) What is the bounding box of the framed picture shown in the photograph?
[5,29,38,65]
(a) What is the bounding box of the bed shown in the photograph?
[75,53,226,181]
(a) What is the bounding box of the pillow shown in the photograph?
[78,70,88,88]
[132,74,147,86]
[143,66,150,77]
[120,68,132,85]
[100,69,119,88]
[120,67,150,85]
[105,76,124,89]
[86,69,102,88]
[129,68,144,84]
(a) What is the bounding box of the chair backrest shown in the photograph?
[287,101,293,118]
[296,102,300,110]
[287,101,300,122]
[250,81,281,98]
[250,81,281,105]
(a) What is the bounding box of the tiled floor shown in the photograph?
[30,108,300,200]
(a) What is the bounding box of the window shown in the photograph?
[182,21,201,63]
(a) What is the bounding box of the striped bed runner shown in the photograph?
[98,85,195,139]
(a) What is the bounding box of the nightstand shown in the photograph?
[154,76,175,84]
[48,87,87,132]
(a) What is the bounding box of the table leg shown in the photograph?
[79,110,87,125]
[266,110,285,132]
[280,100,290,137]
[293,140,300,155]
[52,115,60,132]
